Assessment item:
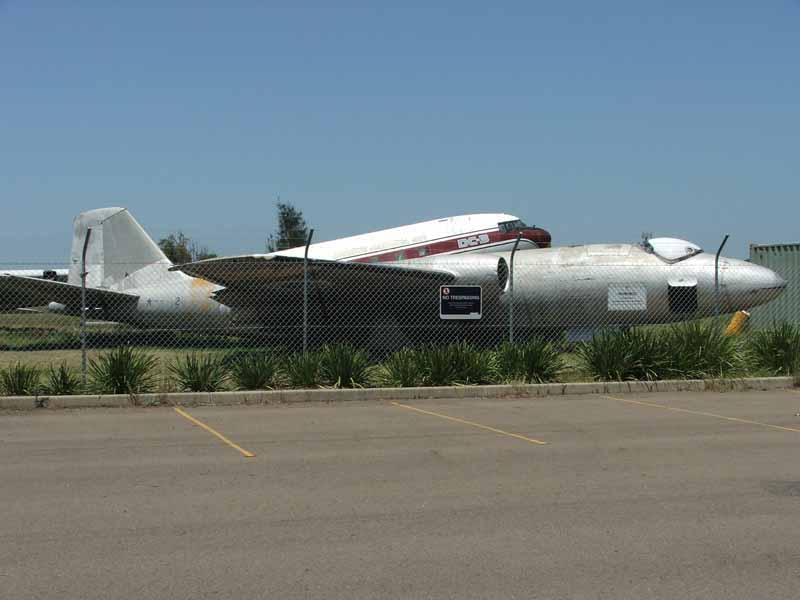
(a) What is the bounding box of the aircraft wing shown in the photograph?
[172,255,456,308]
[0,274,139,313]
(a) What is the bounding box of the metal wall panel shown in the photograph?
[749,243,800,327]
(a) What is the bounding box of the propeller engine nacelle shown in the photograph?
[424,254,510,295]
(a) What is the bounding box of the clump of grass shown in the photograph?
[576,329,635,381]
[576,328,672,381]
[284,352,322,388]
[495,339,564,383]
[319,344,372,388]
[451,342,497,385]
[169,353,229,392]
[45,362,82,396]
[228,351,281,390]
[666,321,743,379]
[417,342,497,386]
[418,345,457,386]
[377,347,423,387]
[89,346,158,395]
[747,322,800,376]
[1,362,41,396]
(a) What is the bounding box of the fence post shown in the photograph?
[509,232,523,343]
[714,234,729,318]
[80,228,92,387]
[303,229,315,354]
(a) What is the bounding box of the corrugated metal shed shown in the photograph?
[749,243,800,327]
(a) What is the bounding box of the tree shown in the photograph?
[158,232,218,264]
[158,232,192,264]
[190,241,218,262]
[266,200,310,252]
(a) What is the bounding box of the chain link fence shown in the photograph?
[1,249,796,380]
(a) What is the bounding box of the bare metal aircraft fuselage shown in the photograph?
[178,235,786,334]
[493,243,785,328]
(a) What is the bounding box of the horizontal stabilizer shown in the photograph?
[0,274,139,313]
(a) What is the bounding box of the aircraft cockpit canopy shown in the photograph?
[644,237,703,263]
[498,219,529,233]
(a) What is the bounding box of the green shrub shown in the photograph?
[576,328,672,381]
[228,351,281,390]
[747,323,800,376]
[45,362,82,395]
[319,344,372,388]
[576,329,635,381]
[89,346,158,395]
[377,348,423,387]
[666,321,743,378]
[452,342,497,384]
[169,353,228,392]
[417,342,497,386]
[1,362,41,396]
[495,339,564,383]
[284,352,322,388]
[418,345,457,386]
[628,327,675,380]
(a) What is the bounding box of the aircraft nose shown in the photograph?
[768,272,789,302]
[757,266,787,294]
[727,263,787,308]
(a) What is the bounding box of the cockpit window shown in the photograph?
[498,219,529,233]
[643,237,703,263]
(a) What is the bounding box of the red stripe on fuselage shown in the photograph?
[349,228,551,263]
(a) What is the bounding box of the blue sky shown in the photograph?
[2,1,798,264]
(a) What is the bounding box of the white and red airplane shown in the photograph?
[278,213,550,263]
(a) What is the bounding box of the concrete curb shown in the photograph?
[1,376,797,411]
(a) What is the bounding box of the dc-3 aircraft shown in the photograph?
[0,207,786,342]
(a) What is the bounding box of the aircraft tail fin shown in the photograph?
[68,208,172,288]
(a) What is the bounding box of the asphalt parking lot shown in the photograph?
[2,390,800,600]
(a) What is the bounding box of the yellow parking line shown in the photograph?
[391,402,547,445]
[602,395,800,434]
[173,407,256,458]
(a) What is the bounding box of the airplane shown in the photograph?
[0,208,230,326]
[0,268,68,283]
[174,230,787,342]
[0,207,551,329]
